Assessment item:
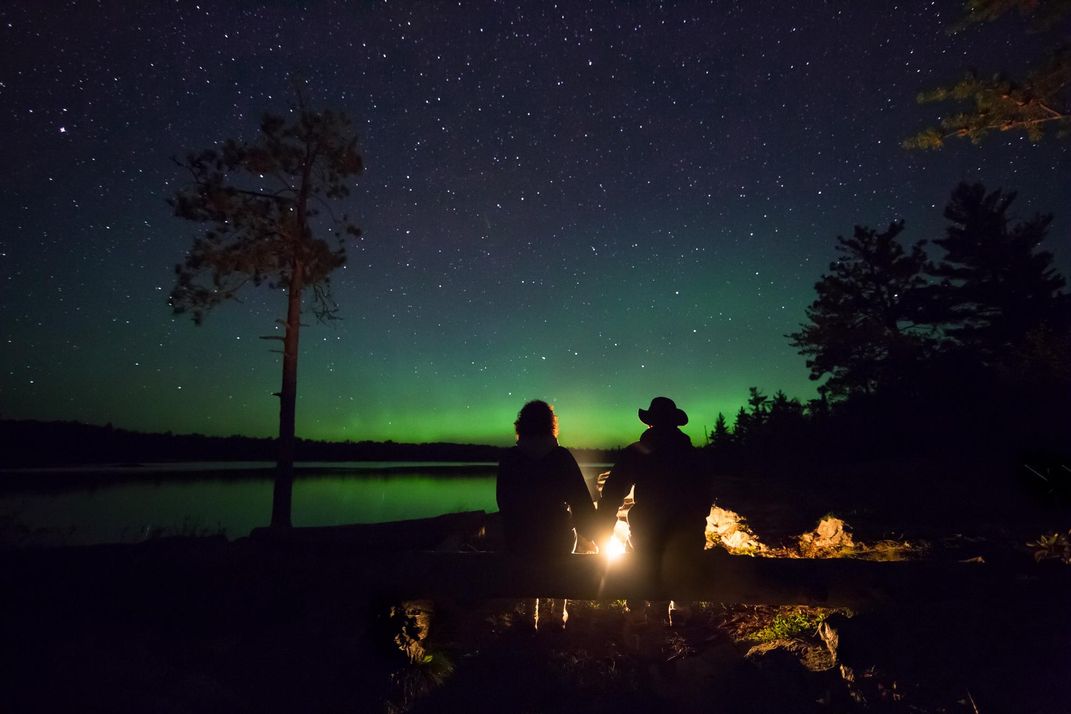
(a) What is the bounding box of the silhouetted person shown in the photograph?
[598,397,710,565]
[497,400,596,557]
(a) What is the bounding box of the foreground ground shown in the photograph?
[3,457,1070,712]
[4,585,1069,713]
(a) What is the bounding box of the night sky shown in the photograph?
[2,1,1068,448]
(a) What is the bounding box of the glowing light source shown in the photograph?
[602,534,627,562]
[602,519,631,563]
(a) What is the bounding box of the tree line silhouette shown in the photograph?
[0,419,614,470]
[705,181,1070,469]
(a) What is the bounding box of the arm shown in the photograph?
[596,450,636,539]
[560,450,597,541]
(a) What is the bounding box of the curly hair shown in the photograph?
[514,400,559,438]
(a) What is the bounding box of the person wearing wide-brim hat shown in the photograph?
[597,396,712,616]
[637,396,689,428]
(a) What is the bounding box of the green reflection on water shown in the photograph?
[0,469,499,546]
[293,476,498,527]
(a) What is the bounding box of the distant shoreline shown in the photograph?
[0,461,507,494]
[0,419,621,468]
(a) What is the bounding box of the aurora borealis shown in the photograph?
[2,1,1068,448]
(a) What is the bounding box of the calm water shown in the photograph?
[0,462,608,546]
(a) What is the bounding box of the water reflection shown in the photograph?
[0,464,505,546]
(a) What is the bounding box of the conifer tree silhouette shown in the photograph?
[170,91,363,527]
[709,412,732,448]
[789,221,933,398]
[906,0,1071,148]
[931,182,1067,366]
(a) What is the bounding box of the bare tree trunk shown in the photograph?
[271,261,303,528]
[272,155,313,528]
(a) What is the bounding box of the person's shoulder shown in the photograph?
[616,441,645,462]
[663,428,693,449]
[549,445,580,463]
[498,446,523,465]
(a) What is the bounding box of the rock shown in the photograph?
[797,516,854,557]
[741,640,839,711]
[706,505,766,554]
[746,638,835,672]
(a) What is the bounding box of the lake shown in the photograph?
[0,461,610,546]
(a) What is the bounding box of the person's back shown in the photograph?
[599,397,710,556]
[497,401,595,557]
[619,426,707,553]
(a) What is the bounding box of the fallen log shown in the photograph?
[351,549,1070,607]
[3,537,1068,621]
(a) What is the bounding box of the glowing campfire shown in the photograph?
[601,519,631,563]
[590,473,767,560]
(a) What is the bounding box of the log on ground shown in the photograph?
[3,540,1068,620]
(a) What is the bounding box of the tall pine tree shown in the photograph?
[789,221,933,399]
[931,182,1067,365]
[905,0,1071,148]
[171,94,363,527]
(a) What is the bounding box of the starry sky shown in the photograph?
[1,1,1068,448]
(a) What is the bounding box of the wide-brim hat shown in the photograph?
[638,396,688,426]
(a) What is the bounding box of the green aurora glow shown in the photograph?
[2,2,1068,449]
